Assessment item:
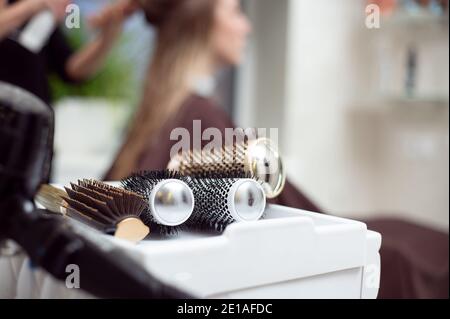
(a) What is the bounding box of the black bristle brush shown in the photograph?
[36,181,150,243]
[183,171,267,233]
[121,170,195,236]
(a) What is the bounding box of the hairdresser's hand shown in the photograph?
[89,0,139,42]
[0,0,70,39]
[65,0,138,81]
[40,0,71,22]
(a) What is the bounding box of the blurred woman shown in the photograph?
[105,0,318,210]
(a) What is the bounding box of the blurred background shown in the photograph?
[52,0,449,232]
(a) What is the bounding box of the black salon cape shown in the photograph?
[0,0,75,105]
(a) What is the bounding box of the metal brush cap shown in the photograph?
[149,180,194,226]
[245,138,286,199]
[228,179,266,222]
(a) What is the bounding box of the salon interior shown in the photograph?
[0,0,448,300]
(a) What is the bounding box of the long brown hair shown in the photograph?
[107,0,216,180]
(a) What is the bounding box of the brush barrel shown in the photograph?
[186,177,267,232]
[148,179,194,227]
[167,138,286,199]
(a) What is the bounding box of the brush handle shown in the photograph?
[35,184,67,214]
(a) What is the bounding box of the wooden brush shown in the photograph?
[35,181,150,243]
[167,138,286,199]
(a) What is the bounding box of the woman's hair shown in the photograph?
[107,0,216,180]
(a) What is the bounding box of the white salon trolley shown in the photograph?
[0,204,381,299]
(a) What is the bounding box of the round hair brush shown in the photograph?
[183,172,267,233]
[121,170,195,235]
[36,181,150,243]
[168,138,286,199]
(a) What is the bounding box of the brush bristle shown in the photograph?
[62,180,148,233]
[184,177,240,233]
[177,168,260,233]
[172,142,251,178]
[181,168,254,180]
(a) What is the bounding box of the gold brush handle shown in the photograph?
[115,218,150,243]
[35,184,68,215]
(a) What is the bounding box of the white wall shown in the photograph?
[53,98,128,184]
[237,0,449,231]
[235,0,289,145]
